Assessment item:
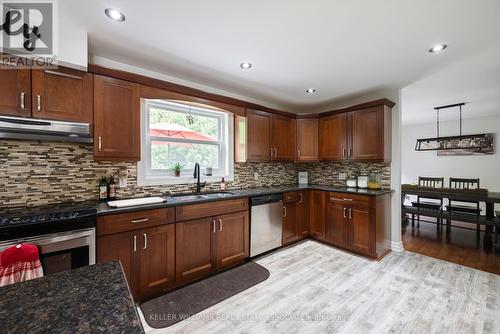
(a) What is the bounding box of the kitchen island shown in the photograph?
[0,261,144,334]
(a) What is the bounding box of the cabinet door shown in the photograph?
[296,118,318,162]
[349,107,383,161]
[0,68,31,117]
[216,211,249,269]
[296,191,309,238]
[309,190,325,240]
[93,75,140,160]
[319,113,348,160]
[139,224,175,300]
[349,205,371,254]
[97,232,139,299]
[271,115,295,161]
[246,109,271,161]
[175,217,216,283]
[31,68,93,123]
[325,201,347,246]
[282,201,298,245]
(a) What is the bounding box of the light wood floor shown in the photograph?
[139,240,500,334]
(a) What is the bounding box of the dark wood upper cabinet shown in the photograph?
[247,109,272,161]
[246,109,295,162]
[139,224,176,300]
[215,211,249,269]
[349,106,391,161]
[31,68,93,123]
[296,118,318,162]
[309,190,325,241]
[319,104,392,162]
[93,75,140,161]
[319,113,348,161]
[0,68,31,117]
[175,217,216,283]
[271,115,295,161]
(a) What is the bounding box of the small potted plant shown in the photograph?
[171,162,184,177]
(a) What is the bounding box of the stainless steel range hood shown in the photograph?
[0,116,93,143]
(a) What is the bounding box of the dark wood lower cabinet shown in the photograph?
[175,217,216,283]
[282,201,298,245]
[283,191,309,245]
[139,224,175,300]
[216,211,249,269]
[309,190,325,240]
[324,192,390,259]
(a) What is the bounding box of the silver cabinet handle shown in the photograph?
[20,92,25,110]
[299,193,303,203]
[36,95,41,112]
[131,218,149,224]
[212,219,216,233]
[133,235,137,252]
[343,207,347,219]
[283,205,287,217]
[348,208,352,220]
[98,136,102,151]
[274,148,278,157]
[218,218,223,232]
[143,233,147,250]
[343,198,353,201]
[297,149,301,158]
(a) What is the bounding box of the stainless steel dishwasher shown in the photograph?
[250,193,283,257]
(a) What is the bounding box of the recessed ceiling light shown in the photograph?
[428,44,447,53]
[240,62,252,69]
[105,8,125,22]
[306,88,316,94]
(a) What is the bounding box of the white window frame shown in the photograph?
[137,99,234,186]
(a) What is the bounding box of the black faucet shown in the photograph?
[193,163,206,193]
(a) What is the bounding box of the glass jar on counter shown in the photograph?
[368,172,382,190]
[346,177,357,188]
[357,174,369,188]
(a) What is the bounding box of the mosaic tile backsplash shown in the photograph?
[0,140,390,208]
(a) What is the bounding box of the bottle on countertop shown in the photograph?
[108,176,117,199]
[220,178,226,191]
[99,177,108,202]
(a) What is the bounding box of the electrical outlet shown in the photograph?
[254,173,259,181]
[338,172,347,180]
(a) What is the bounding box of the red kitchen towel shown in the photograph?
[0,243,44,287]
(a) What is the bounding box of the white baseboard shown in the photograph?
[390,241,404,252]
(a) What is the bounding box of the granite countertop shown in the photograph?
[97,184,394,215]
[0,261,144,334]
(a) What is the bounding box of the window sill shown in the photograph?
[137,174,233,187]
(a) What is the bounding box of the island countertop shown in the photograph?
[0,261,144,334]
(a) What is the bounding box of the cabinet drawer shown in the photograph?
[283,191,301,203]
[176,198,248,222]
[328,192,369,206]
[97,208,175,236]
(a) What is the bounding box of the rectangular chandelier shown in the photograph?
[415,133,493,151]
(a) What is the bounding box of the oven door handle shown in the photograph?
[0,228,95,251]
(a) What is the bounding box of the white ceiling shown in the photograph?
[402,45,500,125]
[62,0,500,113]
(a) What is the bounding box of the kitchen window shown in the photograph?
[137,99,234,186]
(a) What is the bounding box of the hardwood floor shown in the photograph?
[139,240,500,334]
[402,218,500,275]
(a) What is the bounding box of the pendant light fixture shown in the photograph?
[415,103,493,151]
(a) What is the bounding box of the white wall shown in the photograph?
[402,114,500,191]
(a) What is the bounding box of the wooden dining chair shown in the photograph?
[411,177,445,227]
[446,178,481,233]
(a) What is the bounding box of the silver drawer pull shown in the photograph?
[343,198,353,201]
[131,218,149,224]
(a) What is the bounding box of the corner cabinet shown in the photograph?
[319,103,392,162]
[93,75,140,161]
[246,109,295,162]
[296,118,318,162]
